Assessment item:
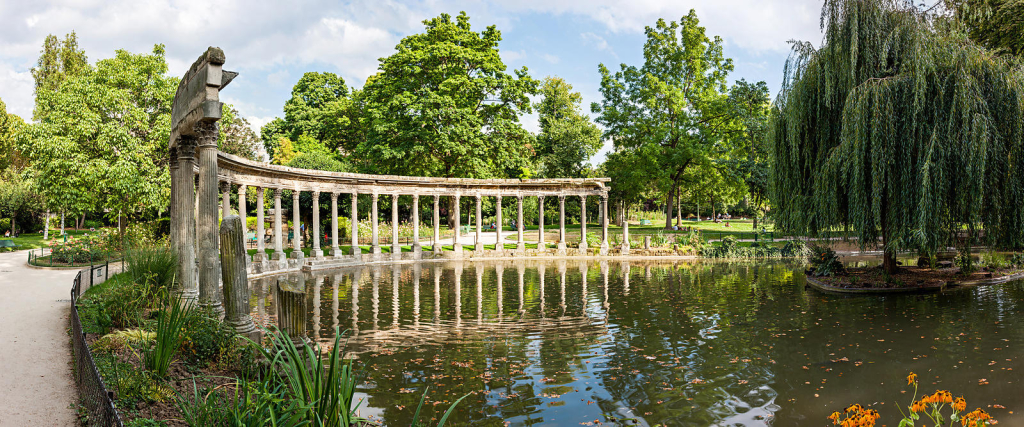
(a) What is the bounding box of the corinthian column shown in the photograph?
[475,195,484,252]
[432,195,441,254]
[169,147,178,251]
[330,192,341,257]
[221,181,231,216]
[391,194,401,256]
[516,195,525,253]
[453,194,462,253]
[272,188,285,261]
[255,187,267,263]
[495,195,503,253]
[174,138,198,302]
[195,122,222,316]
[579,195,588,252]
[557,195,567,254]
[371,192,381,255]
[600,194,609,255]
[312,190,323,259]
[291,189,303,260]
[412,194,422,256]
[350,192,359,257]
[238,184,246,225]
[538,196,545,250]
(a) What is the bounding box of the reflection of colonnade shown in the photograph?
[257,260,632,350]
[168,149,613,311]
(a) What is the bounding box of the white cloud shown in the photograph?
[580,32,615,56]
[503,49,527,62]
[0,62,35,120]
[541,53,560,64]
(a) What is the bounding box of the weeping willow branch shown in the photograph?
[769,0,1024,266]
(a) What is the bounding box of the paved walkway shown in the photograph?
[0,250,78,426]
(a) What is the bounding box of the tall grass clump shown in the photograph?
[145,297,194,377]
[124,246,178,291]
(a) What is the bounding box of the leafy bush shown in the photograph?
[678,230,706,251]
[650,232,669,247]
[125,246,178,292]
[781,240,811,258]
[979,251,1008,270]
[955,251,976,274]
[808,244,846,276]
[585,231,601,248]
[93,352,173,410]
[83,219,103,229]
[92,329,155,353]
[180,309,238,367]
[1010,253,1024,268]
[126,418,167,427]
[48,234,108,263]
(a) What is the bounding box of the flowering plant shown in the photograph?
[49,234,107,263]
[828,373,996,427]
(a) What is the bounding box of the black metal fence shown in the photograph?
[71,265,124,427]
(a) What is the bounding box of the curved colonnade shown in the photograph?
[168,146,622,314]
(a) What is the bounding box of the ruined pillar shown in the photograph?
[432,195,441,254]
[221,181,231,216]
[621,220,630,255]
[174,138,198,302]
[272,188,285,261]
[600,194,609,255]
[475,194,484,252]
[350,192,359,257]
[219,215,257,338]
[495,195,503,253]
[579,195,588,252]
[453,194,462,252]
[196,123,222,316]
[371,192,381,255]
[391,194,401,255]
[557,195,567,254]
[330,192,340,257]
[516,195,525,252]
[169,148,178,250]
[312,191,323,259]
[291,189,303,260]
[237,184,246,226]
[538,196,545,250]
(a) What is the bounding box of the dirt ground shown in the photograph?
[0,250,79,426]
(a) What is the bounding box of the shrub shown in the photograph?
[48,234,108,264]
[145,297,194,377]
[650,232,669,247]
[979,251,1008,270]
[781,240,810,258]
[808,244,845,276]
[93,352,173,410]
[678,230,706,251]
[1010,253,1024,268]
[585,231,601,248]
[126,418,167,427]
[93,329,155,353]
[955,250,976,274]
[179,309,237,367]
[125,247,178,292]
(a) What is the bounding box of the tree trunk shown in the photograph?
[665,187,675,229]
[676,189,682,227]
[118,213,126,236]
[883,250,899,274]
[753,213,758,231]
[710,195,717,222]
[60,211,65,235]
[80,213,85,229]
[43,211,50,240]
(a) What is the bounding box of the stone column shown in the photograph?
[330,192,341,257]
[221,181,231,216]
[255,187,267,263]
[174,138,198,302]
[412,194,422,255]
[291,189,303,260]
[516,195,525,252]
[273,188,285,261]
[219,215,257,338]
[350,193,359,257]
[579,195,588,252]
[600,194,609,255]
[391,194,401,255]
[557,195,567,254]
[169,148,178,250]
[538,196,545,250]
[453,194,462,252]
[495,195,503,253]
[475,195,484,252]
[196,123,222,316]
[312,191,323,259]
[237,184,247,237]
[371,192,381,255]
[432,195,441,254]
[621,219,630,255]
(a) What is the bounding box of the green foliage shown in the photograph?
[593,10,748,228]
[47,233,107,263]
[92,329,155,353]
[410,386,469,427]
[808,245,846,277]
[93,352,172,410]
[218,105,262,161]
[769,0,1024,264]
[30,32,88,96]
[781,240,811,258]
[124,246,178,291]
[126,418,167,427]
[0,97,28,171]
[357,12,538,179]
[27,43,174,223]
[175,379,232,426]
[287,150,351,173]
[678,229,707,251]
[980,250,1010,269]
[956,250,977,274]
[535,77,603,178]
[1010,252,1024,267]
[145,297,194,377]
[179,309,238,368]
[948,0,1024,56]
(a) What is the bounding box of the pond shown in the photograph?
[249,260,1024,426]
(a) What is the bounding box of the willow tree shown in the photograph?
[770,0,1024,273]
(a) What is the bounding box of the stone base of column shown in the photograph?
[600,242,609,256]
[350,246,362,261]
[312,248,325,259]
[621,244,630,255]
[271,251,286,261]
[201,301,225,319]
[579,242,589,253]
[453,243,463,253]
[516,242,526,253]
[330,247,342,257]
[372,245,382,255]
[556,242,567,255]
[475,242,484,252]
[391,243,402,256]
[290,250,304,260]
[254,251,269,263]
[178,289,199,305]
[433,244,442,254]
[412,244,422,259]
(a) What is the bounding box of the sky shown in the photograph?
[0,0,825,164]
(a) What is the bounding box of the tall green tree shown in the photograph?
[358,12,538,180]
[535,77,603,178]
[219,105,263,161]
[947,0,1024,56]
[592,10,735,229]
[27,44,176,229]
[0,98,27,172]
[726,80,772,229]
[261,72,363,160]
[769,0,1024,273]
[30,32,89,99]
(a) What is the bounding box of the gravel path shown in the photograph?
[0,250,79,426]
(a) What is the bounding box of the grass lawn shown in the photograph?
[2,229,92,251]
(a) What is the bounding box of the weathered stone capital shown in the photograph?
[538,195,545,202]
[176,137,197,159]
[517,195,524,202]
[372,193,379,202]
[194,122,218,148]
[330,192,339,201]
[391,193,398,202]
[433,194,440,202]
[558,195,566,203]
[273,188,283,198]
[313,190,320,198]
[220,181,231,192]
[454,194,460,202]
[238,184,246,196]
[292,189,301,200]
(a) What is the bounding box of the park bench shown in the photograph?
[640,219,652,225]
[0,240,21,250]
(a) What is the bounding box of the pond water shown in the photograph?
[249,260,1024,426]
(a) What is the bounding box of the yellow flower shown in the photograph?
[953,396,966,412]
[907,372,918,385]
[911,400,927,413]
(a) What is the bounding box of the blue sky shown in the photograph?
[0,0,824,163]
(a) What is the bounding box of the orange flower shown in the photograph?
[845,404,863,413]
[829,411,842,424]
[911,400,927,413]
[907,372,918,385]
[953,397,967,412]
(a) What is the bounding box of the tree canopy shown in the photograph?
[947,0,1024,56]
[356,12,538,179]
[535,77,603,178]
[769,0,1024,271]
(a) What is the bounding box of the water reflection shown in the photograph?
[250,260,1024,426]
